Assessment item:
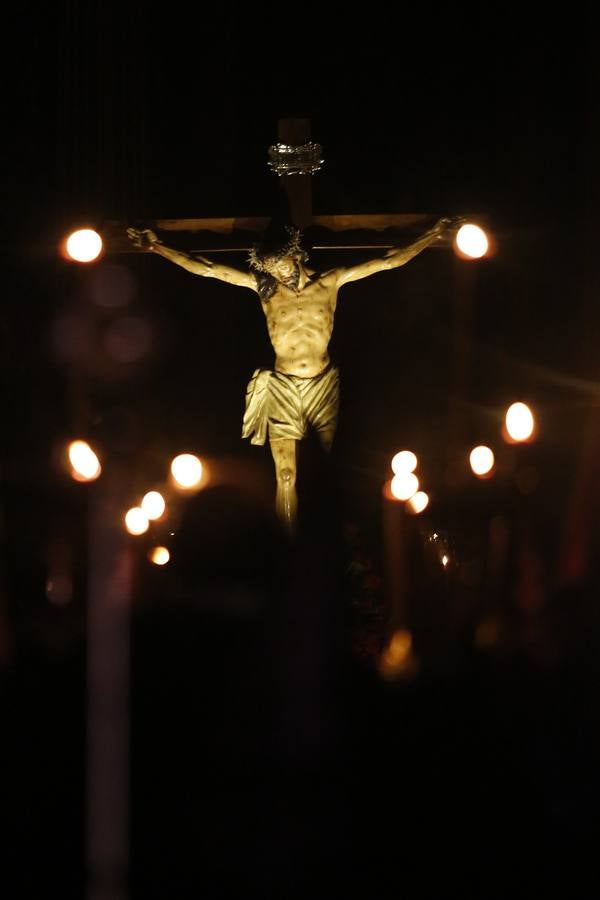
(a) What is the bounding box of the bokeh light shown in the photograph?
[68,440,101,482]
[469,445,495,477]
[141,491,166,521]
[64,228,103,263]
[391,450,418,475]
[505,402,535,442]
[148,546,170,566]
[103,316,153,363]
[125,507,149,535]
[46,575,73,605]
[406,491,429,514]
[379,629,418,681]
[390,471,419,501]
[455,223,489,259]
[382,629,412,666]
[170,453,203,489]
[88,263,136,308]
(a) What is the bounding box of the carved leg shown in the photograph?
[270,438,298,534]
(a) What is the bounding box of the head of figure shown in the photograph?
[248,227,308,295]
[261,253,301,285]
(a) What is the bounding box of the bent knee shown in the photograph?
[278,467,295,484]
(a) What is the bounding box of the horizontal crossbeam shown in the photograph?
[103,213,453,254]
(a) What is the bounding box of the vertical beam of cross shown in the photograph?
[277,118,314,229]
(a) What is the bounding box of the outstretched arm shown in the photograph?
[335,217,459,288]
[126,228,256,291]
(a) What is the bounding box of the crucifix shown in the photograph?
[114,118,461,534]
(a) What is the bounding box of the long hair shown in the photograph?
[248,226,308,302]
[247,226,308,273]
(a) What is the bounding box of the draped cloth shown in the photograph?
[241,364,340,446]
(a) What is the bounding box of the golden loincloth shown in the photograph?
[241,364,339,446]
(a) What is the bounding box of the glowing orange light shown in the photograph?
[125,507,149,535]
[382,629,412,666]
[379,629,418,680]
[406,491,429,514]
[68,439,101,481]
[141,491,166,520]
[148,546,170,566]
[170,453,203,489]
[469,445,495,477]
[64,229,103,263]
[390,471,419,501]
[391,450,418,475]
[505,402,535,442]
[455,223,489,259]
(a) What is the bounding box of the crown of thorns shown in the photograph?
[248,226,307,272]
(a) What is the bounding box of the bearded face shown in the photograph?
[262,256,300,287]
[248,227,308,279]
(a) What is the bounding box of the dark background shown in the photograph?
[5,6,600,598]
[3,5,600,897]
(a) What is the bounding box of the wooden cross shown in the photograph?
[103,118,452,255]
[102,116,472,464]
[84,118,480,890]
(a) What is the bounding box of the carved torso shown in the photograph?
[258,268,338,377]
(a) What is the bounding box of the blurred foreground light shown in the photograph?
[382,630,412,666]
[406,490,429,514]
[148,546,170,566]
[46,575,73,605]
[475,616,500,649]
[515,465,540,495]
[68,440,101,482]
[52,314,93,362]
[390,471,419,501]
[141,491,166,520]
[391,450,417,475]
[455,223,489,259]
[379,629,419,681]
[88,263,136,308]
[104,315,153,363]
[170,453,203,489]
[505,402,535,442]
[125,507,149,535]
[64,228,103,263]
[469,445,495,477]
[442,554,449,567]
